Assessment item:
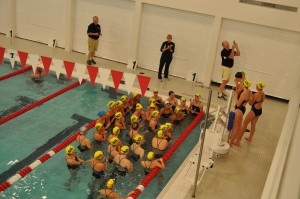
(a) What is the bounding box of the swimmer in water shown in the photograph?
[113,146,133,176]
[151,89,164,107]
[107,126,123,148]
[149,110,160,132]
[30,66,43,81]
[141,151,165,175]
[86,150,109,179]
[145,102,158,121]
[189,93,204,115]
[159,101,173,118]
[99,179,122,199]
[130,134,145,161]
[132,103,146,120]
[171,107,186,123]
[76,126,93,152]
[151,130,168,158]
[94,123,107,142]
[114,112,127,130]
[107,137,121,163]
[65,145,85,170]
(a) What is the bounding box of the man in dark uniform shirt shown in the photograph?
[218,40,240,100]
[87,16,102,65]
[158,34,175,82]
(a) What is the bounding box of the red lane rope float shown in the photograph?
[0,79,86,125]
[128,112,205,199]
[0,119,96,192]
[0,65,32,81]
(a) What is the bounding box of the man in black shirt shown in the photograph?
[87,16,102,65]
[218,40,240,100]
[158,34,175,82]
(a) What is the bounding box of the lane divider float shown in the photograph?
[0,65,32,81]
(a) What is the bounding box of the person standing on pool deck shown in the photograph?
[218,40,240,100]
[158,34,175,81]
[87,16,101,65]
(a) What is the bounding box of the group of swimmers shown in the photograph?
[64,89,204,198]
[228,72,266,147]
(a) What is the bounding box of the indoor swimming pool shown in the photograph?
[0,61,205,198]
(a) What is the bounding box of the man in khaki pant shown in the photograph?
[87,16,102,65]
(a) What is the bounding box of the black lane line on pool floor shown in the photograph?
[0,114,93,184]
[0,96,37,119]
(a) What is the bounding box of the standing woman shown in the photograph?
[158,34,175,81]
[237,82,266,143]
[229,80,252,147]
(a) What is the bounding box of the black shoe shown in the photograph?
[87,60,92,65]
[222,92,227,97]
[246,129,250,132]
[218,92,227,100]
[91,59,96,64]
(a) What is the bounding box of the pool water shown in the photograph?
[0,61,206,199]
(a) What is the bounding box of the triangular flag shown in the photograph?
[52,59,64,79]
[137,75,151,97]
[7,49,18,68]
[99,68,111,89]
[0,47,5,64]
[28,54,40,72]
[63,61,75,81]
[75,63,88,84]
[123,73,136,95]
[41,56,52,76]
[87,65,99,86]
[18,51,29,68]
[111,70,123,91]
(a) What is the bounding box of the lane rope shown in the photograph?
[0,65,32,81]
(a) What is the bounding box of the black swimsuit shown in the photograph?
[115,156,128,176]
[251,93,264,117]
[152,139,164,158]
[235,99,248,115]
[67,156,80,170]
[131,144,141,161]
[77,136,88,152]
[92,160,105,179]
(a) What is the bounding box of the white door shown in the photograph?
[139,4,214,82]
[212,19,300,100]
[0,0,9,34]
[73,0,134,63]
[15,0,67,48]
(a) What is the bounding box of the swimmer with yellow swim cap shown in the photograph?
[105,101,117,129]
[114,112,127,130]
[149,110,160,132]
[120,95,132,113]
[141,151,165,175]
[94,122,107,142]
[85,150,108,179]
[229,79,252,147]
[113,146,133,175]
[130,134,145,160]
[171,107,186,123]
[107,137,121,162]
[107,126,123,149]
[151,89,164,106]
[76,126,93,152]
[99,179,123,199]
[65,145,85,170]
[236,81,266,144]
[179,97,189,115]
[132,103,146,120]
[130,92,141,110]
[151,130,169,158]
[189,93,203,115]
[145,102,158,121]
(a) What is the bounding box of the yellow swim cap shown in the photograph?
[153,89,158,93]
[106,179,115,188]
[147,151,155,160]
[131,115,139,123]
[110,137,120,146]
[94,150,103,160]
[257,81,266,90]
[121,95,127,102]
[160,125,167,132]
[149,98,155,104]
[134,134,143,143]
[165,122,172,129]
[195,93,201,98]
[65,145,75,155]
[116,100,123,106]
[120,146,129,154]
[175,107,181,113]
[115,112,123,119]
[136,103,143,110]
[157,130,164,138]
[243,79,252,88]
[151,110,159,118]
[112,126,120,135]
[95,123,103,130]
[107,101,116,108]
[132,92,138,98]
[180,97,186,102]
[150,103,156,108]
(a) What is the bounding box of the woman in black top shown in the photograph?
[158,34,175,81]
